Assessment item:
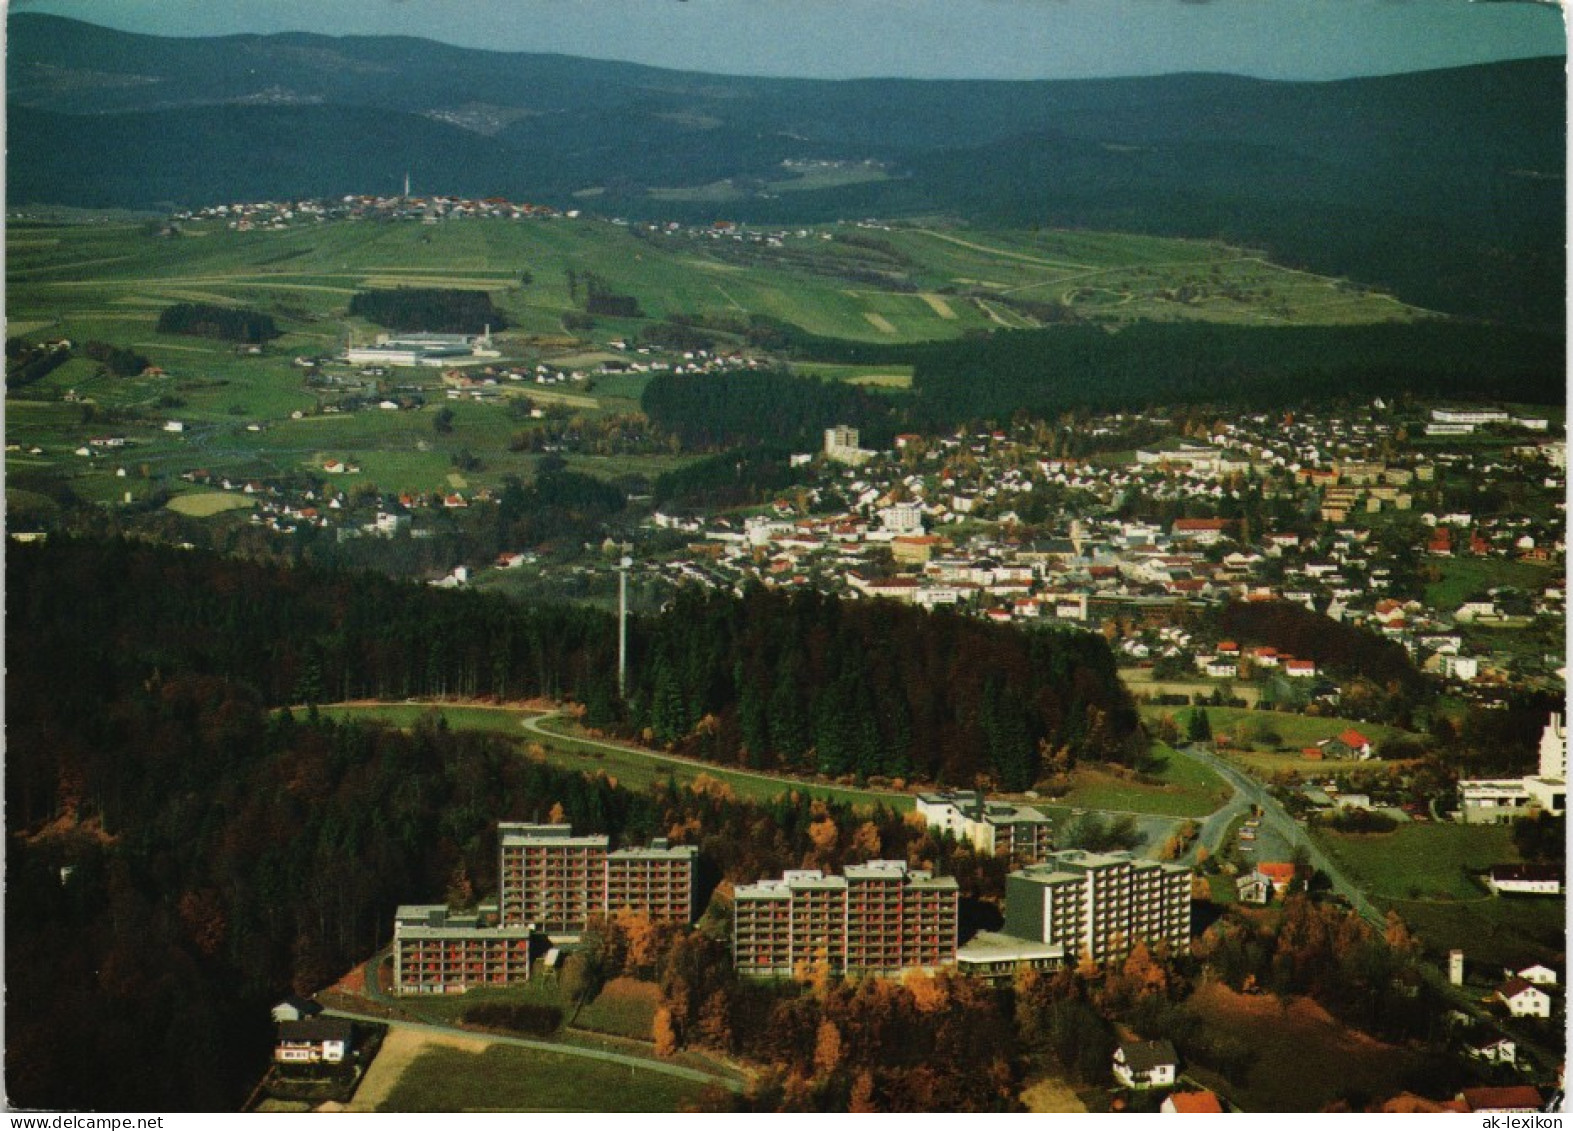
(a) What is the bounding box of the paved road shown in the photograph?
[1173,742,1385,929]
[323,1007,744,1092]
[520,712,912,807]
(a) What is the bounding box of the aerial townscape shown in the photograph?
[4,1,1566,1118]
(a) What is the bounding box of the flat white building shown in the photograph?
[916,790,1054,863]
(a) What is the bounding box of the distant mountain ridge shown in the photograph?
[7,14,1565,328]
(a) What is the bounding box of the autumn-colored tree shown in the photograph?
[1120,939,1170,999]
[807,815,839,868]
[695,989,733,1052]
[546,800,567,824]
[653,1006,679,1057]
[688,772,736,802]
[1075,946,1100,980]
[850,820,881,860]
[813,1019,844,1077]
[616,908,663,973]
[903,968,949,1014]
[848,1069,877,1113]
[176,889,226,958]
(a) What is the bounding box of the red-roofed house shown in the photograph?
[1338,729,1373,758]
[1284,659,1318,678]
[1255,861,1299,897]
[1457,1086,1543,1113]
[1161,1090,1224,1114]
[1380,1093,1470,1114]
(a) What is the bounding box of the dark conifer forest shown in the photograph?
[156,302,281,344]
[346,288,508,334]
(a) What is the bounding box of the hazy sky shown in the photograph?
[9,0,1567,81]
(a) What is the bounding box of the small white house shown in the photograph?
[1465,1035,1517,1066]
[1113,1039,1178,1090]
[274,1018,352,1064]
[1487,864,1563,896]
[1495,977,1552,1019]
[1512,963,1559,987]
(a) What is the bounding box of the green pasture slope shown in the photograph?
[1311,821,1565,967]
[377,1043,708,1113]
[8,215,1427,350]
[6,215,1428,507]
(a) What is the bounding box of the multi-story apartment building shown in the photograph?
[1003,850,1192,964]
[499,822,608,931]
[393,822,698,994]
[733,860,959,976]
[392,903,534,995]
[606,841,700,925]
[497,822,697,933]
[915,790,1055,864]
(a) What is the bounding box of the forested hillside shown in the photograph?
[8,539,1136,793]
[624,586,1139,787]
[901,322,1566,424]
[638,321,1565,445]
[13,537,1095,1109]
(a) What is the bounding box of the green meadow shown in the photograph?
[376,1043,709,1113]
[8,215,1428,507]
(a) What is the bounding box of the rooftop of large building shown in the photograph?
[394,902,532,936]
[915,789,1051,825]
[954,930,1067,966]
[736,862,958,900]
[1010,849,1191,885]
[498,822,610,849]
[608,838,698,862]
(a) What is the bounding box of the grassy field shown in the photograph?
[1311,822,1565,965]
[1182,982,1421,1113]
[1020,1077,1091,1113]
[311,702,912,812]
[1424,557,1556,612]
[375,1043,708,1113]
[8,215,1431,507]
[1121,669,1261,707]
[393,973,659,1043]
[1055,744,1230,818]
[1378,896,1566,968]
[1140,705,1420,780]
[1312,822,1510,901]
[166,491,256,517]
[310,701,1232,818]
